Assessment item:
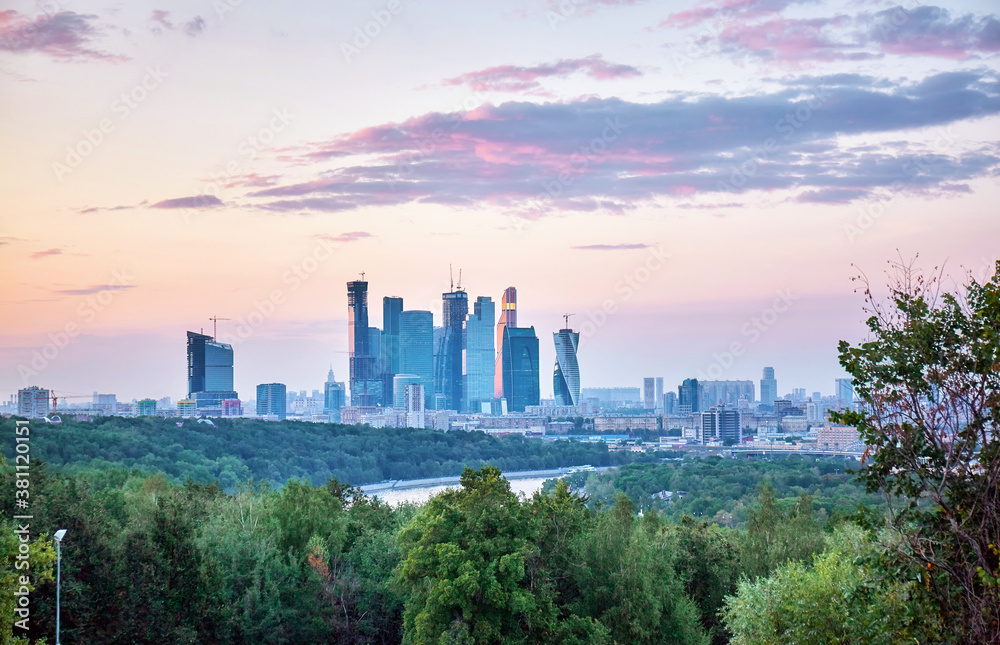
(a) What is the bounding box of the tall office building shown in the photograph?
[465,296,496,412]
[701,405,741,444]
[187,331,237,409]
[643,378,655,409]
[348,280,381,406]
[256,383,287,420]
[663,391,677,414]
[400,310,434,407]
[382,296,403,404]
[760,367,778,409]
[494,287,516,399]
[393,374,422,409]
[405,383,425,429]
[678,378,700,413]
[553,327,581,407]
[17,386,50,418]
[500,326,540,412]
[324,368,346,422]
[835,378,854,410]
[655,377,664,412]
[435,288,468,410]
[699,380,755,408]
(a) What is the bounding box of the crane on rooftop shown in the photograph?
[209,315,230,340]
[563,313,575,329]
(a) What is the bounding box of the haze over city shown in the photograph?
[2,0,999,401]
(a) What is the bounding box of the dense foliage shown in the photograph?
[0,416,656,489]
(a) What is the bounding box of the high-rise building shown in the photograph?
[400,310,434,408]
[791,387,806,402]
[187,331,238,409]
[256,383,287,420]
[348,280,381,407]
[393,374,422,409]
[663,391,677,414]
[655,377,664,412]
[643,378,655,409]
[465,296,496,412]
[760,366,778,408]
[324,368,346,422]
[500,326,540,412]
[835,378,854,410]
[383,296,403,373]
[701,405,741,444]
[553,327,581,407]
[435,288,468,411]
[137,399,157,416]
[17,386,50,418]
[405,383,425,429]
[699,380,755,408]
[678,378,700,413]
[222,400,242,417]
[494,287,516,399]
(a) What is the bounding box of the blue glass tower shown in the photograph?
[553,327,580,406]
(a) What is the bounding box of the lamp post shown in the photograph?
[53,529,66,645]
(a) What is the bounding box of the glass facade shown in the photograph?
[347,280,381,407]
[553,328,580,406]
[760,366,778,408]
[435,290,468,411]
[494,287,516,398]
[187,331,236,408]
[501,326,540,412]
[399,310,434,408]
[465,296,495,412]
[256,383,287,420]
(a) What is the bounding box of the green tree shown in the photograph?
[833,259,1000,642]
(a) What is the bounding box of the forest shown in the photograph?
[1,261,997,644]
[0,416,659,489]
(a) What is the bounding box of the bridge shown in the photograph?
[360,466,609,494]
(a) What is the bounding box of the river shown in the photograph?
[372,476,554,506]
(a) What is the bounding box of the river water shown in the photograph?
[372,476,552,506]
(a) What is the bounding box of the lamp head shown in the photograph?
[54,529,67,542]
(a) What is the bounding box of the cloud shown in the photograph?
[571,243,651,250]
[53,284,135,296]
[149,9,173,34]
[869,6,1000,60]
[30,248,63,260]
[0,236,25,246]
[183,16,205,37]
[314,232,374,243]
[441,54,642,93]
[664,0,811,30]
[238,70,1000,216]
[0,10,127,62]
[150,195,223,209]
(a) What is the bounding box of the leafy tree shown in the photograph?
[833,258,1000,642]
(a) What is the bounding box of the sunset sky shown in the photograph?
[2,0,999,402]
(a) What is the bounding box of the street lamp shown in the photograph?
[53,529,66,645]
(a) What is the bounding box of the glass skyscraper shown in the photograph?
[187,330,237,409]
[382,295,403,375]
[501,326,540,412]
[553,327,580,407]
[347,280,380,406]
[760,366,778,409]
[256,383,287,420]
[494,287,516,399]
[465,296,495,412]
[324,368,345,422]
[399,310,434,408]
[435,289,468,411]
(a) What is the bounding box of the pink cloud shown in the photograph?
[0,10,127,62]
[30,248,62,260]
[441,54,642,93]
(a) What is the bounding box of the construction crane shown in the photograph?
[49,392,92,412]
[563,313,575,329]
[209,315,231,340]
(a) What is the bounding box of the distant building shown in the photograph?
[466,296,496,412]
[348,280,381,407]
[701,406,741,444]
[791,387,806,402]
[500,326,540,412]
[699,380,755,408]
[137,399,157,416]
[663,391,677,414]
[580,387,641,406]
[324,368,346,422]
[435,288,468,411]
[817,424,861,451]
[643,378,655,410]
[177,399,197,418]
[655,377,664,412]
[553,327,581,407]
[17,386,50,418]
[256,383,287,420]
[760,367,778,409]
[494,287,517,399]
[382,296,403,375]
[678,378,700,413]
[393,374,422,409]
[835,378,854,411]
[399,310,434,408]
[222,399,242,417]
[187,331,238,409]
[594,416,659,432]
[405,383,425,429]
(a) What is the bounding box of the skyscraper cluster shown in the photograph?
[346,278,557,414]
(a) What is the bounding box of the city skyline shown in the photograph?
[3,0,998,401]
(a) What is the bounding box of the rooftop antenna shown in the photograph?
[209,315,231,340]
[449,264,454,292]
[457,268,463,291]
[563,313,575,329]
[359,271,366,281]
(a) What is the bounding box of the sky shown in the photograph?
[1,0,999,403]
